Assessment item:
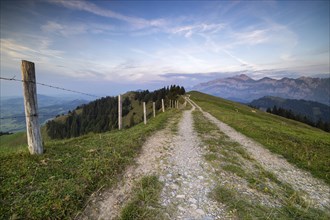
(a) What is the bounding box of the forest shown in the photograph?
[46,85,185,139]
[266,106,330,132]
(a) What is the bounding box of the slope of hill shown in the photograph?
[46,85,185,139]
[192,74,330,105]
[249,96,330,123]
[189,91,330,185]
[0,108,176,219]
[0,95,89,133]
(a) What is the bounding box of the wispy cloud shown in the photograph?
[41,21,87,36]
[233,29,269,46]
[171,23,226,38]
[41,21,115,36]
[0,38,64,60]
[49,0,166,29]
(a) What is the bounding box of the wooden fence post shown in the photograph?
[21,60,43,155]
[162,99,165,112]
[153,102,156,118]
[143,102,147,124]
[118,94,122,130]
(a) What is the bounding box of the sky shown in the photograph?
[1,0,329,98]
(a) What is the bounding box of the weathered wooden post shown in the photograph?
[143,102,147,124]
[21,60,43,155]
[153,102,156,118]
[118,94,122,130]
[162,99,165,112]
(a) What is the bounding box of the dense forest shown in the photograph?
[266,106,330,132]
[46,85,185,139]
[249,96,330,123]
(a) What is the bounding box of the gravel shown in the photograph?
[159,105,228,220]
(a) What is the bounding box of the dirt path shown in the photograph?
[188,98,330,210]
[78,103,227,219]
[78,127,173,219]
[159,105,226,219]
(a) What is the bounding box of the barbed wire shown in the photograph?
[0,114,57,120]
[0,76,99,98]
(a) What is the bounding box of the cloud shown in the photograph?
[49,0,166,29]
[41,21,116,36]
[233,29,269,46]
[41,21,87,36]
[170,23,226,38]
[0,38,64,61]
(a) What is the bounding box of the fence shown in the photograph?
[1,60,183,155]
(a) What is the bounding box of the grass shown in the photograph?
[0,110,175,219]
[192,109,330,219]
[119,175,163,220]
[0,131,27,152]
[189,91,330,185]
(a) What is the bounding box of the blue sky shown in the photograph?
[1,0,329,97]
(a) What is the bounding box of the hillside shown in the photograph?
[46,85,185,139]
[192,74,330,105]
[249,96,330,123]
[0,108,177,219]
[1,91,329,219]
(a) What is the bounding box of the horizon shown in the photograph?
[1,73,329,100]
[1,0,329,98]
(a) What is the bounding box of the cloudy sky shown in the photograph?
[1,0,329,97]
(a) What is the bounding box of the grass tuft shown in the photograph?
[119,175,163,220]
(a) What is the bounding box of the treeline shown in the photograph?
[266,106,330,132]
[0,131,13,136]
[46,85,185,139]
[134,85,185,109]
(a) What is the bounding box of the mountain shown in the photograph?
[192,74,330,105]
[249,96,330,123]
[0,95,89,133]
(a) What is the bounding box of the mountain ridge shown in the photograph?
[192,74,330,105]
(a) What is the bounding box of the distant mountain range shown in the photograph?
[249,96,330,123]
[0,95,89,132]
[192,74,330,105]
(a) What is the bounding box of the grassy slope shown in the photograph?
[193,110,329,219]
[0,110,175,219]
[189,91,330,185]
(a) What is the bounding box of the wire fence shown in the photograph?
[0,76,99,98]
[1,76,100,121]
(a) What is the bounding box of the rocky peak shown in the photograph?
[231,74,252,81]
